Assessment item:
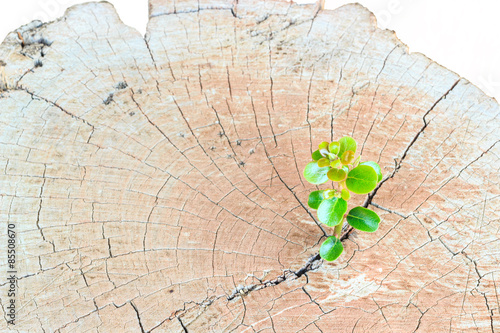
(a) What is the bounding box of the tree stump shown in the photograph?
[1,0,498,331]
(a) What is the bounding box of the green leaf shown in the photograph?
[345,165,378,194]
[323,189,336,199]
[338,136,357,157]
[329,142,340,155]
[317,197,347,227]
[360,161,383,183]
[318,141,329,151]
[319,149,329,157]
[346,207,380,232]
[303,162,329,184]
[341,189,351,201]
[312,150,323,161]
[327,153,337,160]
[317,158,330,168]
[340,150,355,165]
[330,159,341,168]
[320,236,343,261]
[308,191,324,209]
[327,168,346,182]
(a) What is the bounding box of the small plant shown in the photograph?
[303,136,383,262]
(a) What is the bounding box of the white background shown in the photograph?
[1,0,499,101]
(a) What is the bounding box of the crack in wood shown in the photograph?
[0,1,498,331]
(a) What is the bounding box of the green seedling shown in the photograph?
[304,136,383,262]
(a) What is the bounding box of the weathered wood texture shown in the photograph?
[0,0,499,331]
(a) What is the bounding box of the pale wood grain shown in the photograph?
[0,0,498,331]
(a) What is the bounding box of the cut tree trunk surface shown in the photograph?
[0,0,499,331]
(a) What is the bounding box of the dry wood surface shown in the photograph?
[0,0,499,331]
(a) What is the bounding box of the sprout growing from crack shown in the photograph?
[303,136,383,262]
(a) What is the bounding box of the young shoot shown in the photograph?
[303,136,383,262]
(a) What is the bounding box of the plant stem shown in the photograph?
[333,222,343,238]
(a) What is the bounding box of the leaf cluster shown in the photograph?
[303,136,382,261]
